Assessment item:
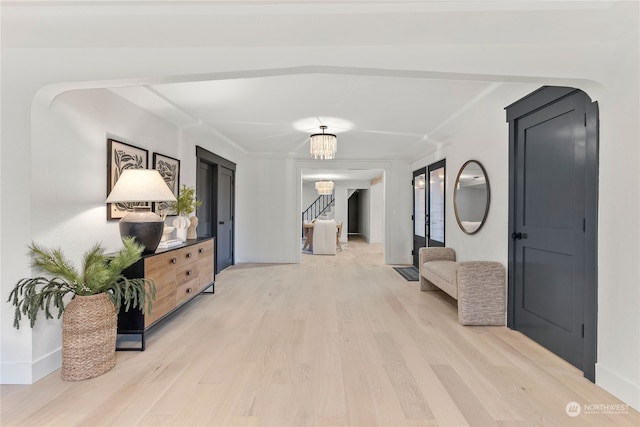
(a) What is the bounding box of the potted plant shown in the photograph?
[170,185,202,241]
[7,236,156,381]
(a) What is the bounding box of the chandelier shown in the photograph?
[315,180,335,195]
[310,125,337,160]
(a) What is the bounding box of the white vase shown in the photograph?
[173,216,189,242]
[161,226,175,242]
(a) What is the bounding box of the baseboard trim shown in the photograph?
[596,363,640,411]
[0,348,61,384]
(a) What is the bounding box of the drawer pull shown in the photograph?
[199,248,204,254]
[186,270,193,276]
[186,288,193,294]
[186,252,193,259]
[170,258,177,264]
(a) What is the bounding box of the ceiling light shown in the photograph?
[315,180,334,195]
[310,126,337,160]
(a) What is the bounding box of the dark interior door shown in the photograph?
[197,162,213,238]
[348,190,359,234]
[412,168,426,267]
[217,166,234,272]
[196,146,236,275]
[509,88,597,375]
[427,159,445,248]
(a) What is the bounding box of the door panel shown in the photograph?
[522,247,573,331]
[412,168,426,267]
[197,162,213,238]
[513,94,586,370]
[523,112,576,229]
[217,166,234,272]
[428,160,445,247]
[196,147,236,275]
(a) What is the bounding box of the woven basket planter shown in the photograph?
[61,293,117,381]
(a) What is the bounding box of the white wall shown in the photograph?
[359,189,370,241]
[234,155,299,263]
[357,185,384,244]
[368,178,385,243]
[592,27,640,409]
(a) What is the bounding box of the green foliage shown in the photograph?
[7,237,156,329]
[171,185,202,216]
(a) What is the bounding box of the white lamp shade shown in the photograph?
[106,169,177,203]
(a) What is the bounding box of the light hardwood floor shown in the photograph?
[2,237,639,426]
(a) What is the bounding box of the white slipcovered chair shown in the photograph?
[313,219,337,255]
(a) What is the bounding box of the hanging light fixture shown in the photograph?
[310,125,337,160]
[315,180,334,195]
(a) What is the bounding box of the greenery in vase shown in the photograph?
[171,185,202,216]
[8,237,156,329]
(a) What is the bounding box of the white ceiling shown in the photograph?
[110,74,495,160]
[109,73,510,183]
[8,0,629,182]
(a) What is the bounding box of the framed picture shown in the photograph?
[153,152,180,215]
[107,138,148,220]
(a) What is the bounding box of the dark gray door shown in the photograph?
[197,162,213,238]
[427,159,445,248]
[412,167,426,267]
[348,190,359,234]
[196,146,236,275]
[217,166,234,272]
[508,88,598,378]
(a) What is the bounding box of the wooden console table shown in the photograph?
[117,237,215,350]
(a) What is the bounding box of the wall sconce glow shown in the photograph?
[315,180,335,195]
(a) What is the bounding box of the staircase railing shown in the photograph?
[302,194,334,235]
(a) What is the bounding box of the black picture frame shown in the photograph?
[107,138,148,220]
[152,152,180,215]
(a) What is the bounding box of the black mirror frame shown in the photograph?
[453,160,491,235]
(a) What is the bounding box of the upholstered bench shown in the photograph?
[418,247,505,325]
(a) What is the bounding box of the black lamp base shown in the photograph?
[119,207,164,254]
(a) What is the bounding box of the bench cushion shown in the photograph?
[421,260,458,299]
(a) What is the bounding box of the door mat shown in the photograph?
[393,266,419,281]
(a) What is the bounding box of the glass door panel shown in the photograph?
[412,168,427,266]
[428,160,445,247]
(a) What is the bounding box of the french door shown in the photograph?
[413,160,445,267]
[427,160,446,247]
[412,168,427,267]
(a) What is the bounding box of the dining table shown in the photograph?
[303,221,343,252]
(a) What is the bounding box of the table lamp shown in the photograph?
[106,169,177,253]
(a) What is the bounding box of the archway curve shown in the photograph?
[34,64,605,112]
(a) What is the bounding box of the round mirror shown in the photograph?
[454,160,490,234]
